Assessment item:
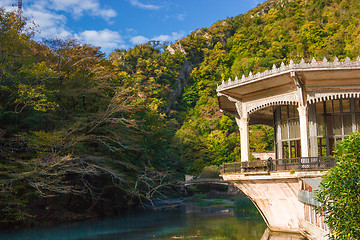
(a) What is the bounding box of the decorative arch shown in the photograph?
[246,92,299,114]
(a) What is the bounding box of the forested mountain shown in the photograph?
[1,0,360,227]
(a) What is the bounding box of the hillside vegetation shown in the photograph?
[1,0,360,227]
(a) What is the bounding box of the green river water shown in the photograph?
[0,197,305,240]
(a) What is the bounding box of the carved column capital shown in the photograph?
[297,105,308,117]
[291,71,307,107]
[234,100,248,119]
[218,93,248,119]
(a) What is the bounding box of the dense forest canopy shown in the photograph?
[1,0,360,227]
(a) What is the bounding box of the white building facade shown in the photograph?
[217,57,360,162]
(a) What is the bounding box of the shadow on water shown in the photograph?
[261,229,306,240]
[0,196,306,240]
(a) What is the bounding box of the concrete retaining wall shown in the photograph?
[233,178,302,232]
[222,171,327,237]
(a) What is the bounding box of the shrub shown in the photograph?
[317,132,360,240]
[199,165,220,178]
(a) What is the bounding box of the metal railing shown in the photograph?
[184,178,228,186]
[220,156,336,174]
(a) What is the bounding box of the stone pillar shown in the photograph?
[236,116,250,162]
[350,99,357,132]
[234,100,250,162]
[291,71,309,158]
[308,104,318,157]
[275,107,283,159]
[298,106,309,158]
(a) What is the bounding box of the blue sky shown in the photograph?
[1,0,265,54]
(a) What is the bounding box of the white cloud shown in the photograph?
[2,0,124,55]
[126,28,137,34]
[152,31,185,42]
[24,2,72,39]
[130,35,150,45]
[129,0,161,10]
[75,29,127,53]
[176,13,186,21]
[1,0,15,11]
[48,0,117,20]
[3,0,115,22]
[130,31,185,46]
[6,0,121,54]
[2,0,183,54]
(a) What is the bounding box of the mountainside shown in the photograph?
[114,0,360,174]
[1,0,360,227]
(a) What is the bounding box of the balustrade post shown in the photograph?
[267,157,273,171]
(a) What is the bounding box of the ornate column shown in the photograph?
[217,93,250,162]
[350,99,357,132]
[291,72,309,158]
[308,104,318,157]
[298,106,310,157]
[235,101,250,162]
[275,107,283,159]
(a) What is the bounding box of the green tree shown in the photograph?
[249,125,274,152]
[0,9,178,226]
[317,132,360,239]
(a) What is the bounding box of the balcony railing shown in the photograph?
[220,156,336,174]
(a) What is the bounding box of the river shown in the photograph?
[0,196,305,240]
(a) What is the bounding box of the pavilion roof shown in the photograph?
[217,57,360,93]
[217,57,360,116]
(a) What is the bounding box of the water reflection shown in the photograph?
[261,228,306,240]
[1,209,187,240]
[0,197,306,240]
